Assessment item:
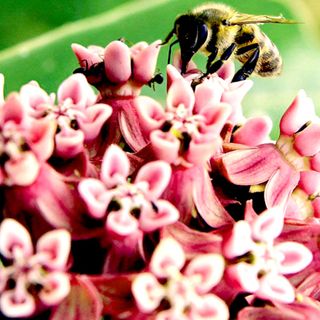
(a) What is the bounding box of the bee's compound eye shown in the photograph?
[222,19,228,25]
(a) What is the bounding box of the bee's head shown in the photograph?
[174,14,208,73]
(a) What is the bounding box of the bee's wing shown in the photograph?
[228,14,300,25]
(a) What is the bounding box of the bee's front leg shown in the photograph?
[232,46,260,82]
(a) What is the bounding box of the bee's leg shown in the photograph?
[205,47,218,71]
[167,39,179,64]
[232,45,260,82]
[204,43,237,77]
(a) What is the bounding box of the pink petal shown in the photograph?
[150,130,180,164]
[244,200,259,222]
[0,218,33,259]
[294,123,320,156]
[5,151,40,186]
[310,152,320,172]
[275,241,313,274]
[57,73,96,108]
[135,96,165,134]
[185,254,225,293]
[36,229,71,270]
[225,262,260,292]
[150,237,185,278]
[232,116,272,146]
[251,207,284,242]
[78,178,109,218]
[190,294,229,320]
[222,221,254,259]
[0,290,35,318]
[106,211,139,236]
[139,200,179,232]
[29,119,56,161]
[39,272,70,305]
[135,160,171,199]
[78,103,112,141]
[0,73,4,105]
[100,144,129,187]
[166,78,195,113]
[216,61,235,81]
[131,272,164,313]
[280,90,315,136]
[71,43,103,67]
[238,306,299,320]
[132,40,161,83]
[299,170,320,195]
[157,309,189,320]
[256,273,295,303]
[1,93,25,125]
[265,166,300,208]
[166,64,184,90]
[194,78,224,114]
[193,166,234,227]
[220,144,281,185]
[55,126,85,158]
[104,41,131,83]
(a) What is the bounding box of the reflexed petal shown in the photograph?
[150,130,180,164]
[132,40,161,83]
[135,161,171,199]
[256,273,295,303]
[232,116,272,146]
[78,104,112,141]
[104,41,131,83]
[39,272,70,305]
[190,294,229,320]
[57,73,96,108]
[185,254,225,293]
[150,237,186,278]
[106,211,139,236]
[132,273,164,313]
[0,218,33,259]
[222,221,254,259]
[251,207,284,242]
[280,90,315,136]
[275,241,313,274]
[294,123,320,157]
[36,229,71,270]
[139,200,179,232]
[101,144,129,187]
[0,290,35,318]
[5,151,40,186]
[167,78,195,112]
[78,178,109,218]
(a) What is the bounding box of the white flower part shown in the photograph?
[150,237,186,279]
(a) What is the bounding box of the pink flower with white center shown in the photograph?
[0,92,56,186]
[20,74,112,160]
[135,70,234,227]
[222,205,313,303]
[132,237,229,320]
[219,90,320,214]
[72,40,161,154]
[0,219,71,318]
[78,145,179,271]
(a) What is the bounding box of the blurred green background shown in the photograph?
[0,0,319,138]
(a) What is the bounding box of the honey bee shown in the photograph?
[162,3,298,82]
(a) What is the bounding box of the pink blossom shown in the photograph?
[222,205,312,303]
[132,237,229,319]
[0,219,71,318]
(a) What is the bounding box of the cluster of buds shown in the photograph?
[0,37,319,320]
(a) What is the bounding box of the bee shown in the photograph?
[162,3,298,82]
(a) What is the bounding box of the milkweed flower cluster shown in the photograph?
[0,38,318,319]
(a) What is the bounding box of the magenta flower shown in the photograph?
[0,219,71,318]
[78,145,179,272]
[219,90,320,213]
[132,237,229,319]
[0,91,56,186]
[20,74,112,163]
[222,204,312,303]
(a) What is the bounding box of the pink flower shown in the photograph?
[222,205,312,303]
[132,237,229,319]
[78,145,179,272]
[0,219,71,318]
